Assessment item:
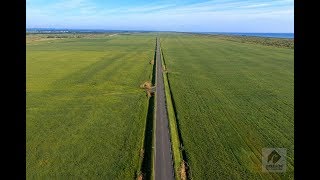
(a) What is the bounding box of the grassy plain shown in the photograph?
[26,33,154,178]
[27,32,294,179]
[160,34,294,179]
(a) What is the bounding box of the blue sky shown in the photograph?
[26,0,294,33]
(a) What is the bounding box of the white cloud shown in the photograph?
[26,0,293,32]
[240,3,270,8]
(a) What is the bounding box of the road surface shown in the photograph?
[154,37,175,180]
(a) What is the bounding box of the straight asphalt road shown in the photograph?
[154,37,175,180]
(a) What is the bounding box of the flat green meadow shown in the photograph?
[27,33,155,178]
[160,33,294,179]
[27,32,294,179]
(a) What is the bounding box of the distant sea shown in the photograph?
[198,32,294,39]
[26,28,294,39]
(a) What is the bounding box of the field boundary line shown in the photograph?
[160,46,189,180]
[152,37,157,180]
[138,38,157,180]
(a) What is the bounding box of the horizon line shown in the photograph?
[26,28,294,34]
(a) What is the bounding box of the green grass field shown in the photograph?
[26,33,155,178]
[27,32,294,179]
[160,34,294,179]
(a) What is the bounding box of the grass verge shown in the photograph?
[138,38,157,180]
[152,37,157,180]
[139,96,155,180]
[161,47,186,180]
